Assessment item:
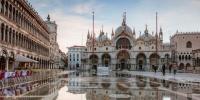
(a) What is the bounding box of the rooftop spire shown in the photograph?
[159,27,163,35]
[144,24,148,34]
[47,14,50,21]
[101,24,104,33]
[122,12,126,26]
[132,27,135,35]
[112,28,114,36]
[87,29,90,39]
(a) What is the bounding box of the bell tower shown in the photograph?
[45,14,57,43]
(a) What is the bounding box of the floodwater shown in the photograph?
[56,71,200,100]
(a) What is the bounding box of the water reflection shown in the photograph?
[65,71,200,100]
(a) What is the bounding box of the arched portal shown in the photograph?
[136,53,146,70]
[117,50,130,70]
[149,53,160,67]
[179,63,184,70]
[101,53,111,67]
[89,54,98,70]
[186,63,191,70]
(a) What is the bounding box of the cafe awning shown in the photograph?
[15,55,38,63]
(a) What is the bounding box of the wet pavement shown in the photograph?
[57,71,200,100]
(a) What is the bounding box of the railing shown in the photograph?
[0,70,60,89]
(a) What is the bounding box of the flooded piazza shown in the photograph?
[1,0,200,100]
[57,71,200,100]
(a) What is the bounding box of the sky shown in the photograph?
[29,0,200,52]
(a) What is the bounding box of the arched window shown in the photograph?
[182,55,184,60]
[179,55,181,61]
[186,41,192,48]
[116,38,131,49]
[188,55,191,60]
[185,55,188,60]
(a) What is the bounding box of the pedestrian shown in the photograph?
[153,65,157,73]
[173,64,177,76]
[152,65,155,73]
[162,64,166,76]
[169,64,172,73]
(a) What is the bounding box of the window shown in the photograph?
[179,55,181,60]
[186,41,192,48]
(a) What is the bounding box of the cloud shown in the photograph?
[71,2,93,14]
[48,10,90,52]
[70,0,104,15]
[49,9,114,52]
[29,0,200,52]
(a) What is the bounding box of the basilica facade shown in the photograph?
[82,14,171,71]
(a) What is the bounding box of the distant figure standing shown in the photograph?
[162,64,166,76]
[152,65,157,73]
[173,64,177,75]
[169,64,172,73]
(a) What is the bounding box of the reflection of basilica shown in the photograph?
[83,13,171,71]
[67,72,196,100]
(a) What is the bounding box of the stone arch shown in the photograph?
[136,53,147,70]
[186,41,192,48]
[101,53,111,67]
[149,53,160,66]
[179,63,184,70]
[185,55,188,60]
[116,37,131,49]
[188,55,191,60]
[116,50,130,70]
[186,63,191,70]
[179,55,181,61]
[89,54,99,64]
[182,55,184,60]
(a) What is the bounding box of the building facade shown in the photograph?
[170,32,200,71]
[45,15,60,68]
[68,46,86,70]
[0,0,62,99]
[192,49,200,73]
[83,13,171,71]
[0,0,54,70]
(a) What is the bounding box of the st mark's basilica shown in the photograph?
[82,13,171,71]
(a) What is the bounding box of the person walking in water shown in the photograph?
[162,64,166,76]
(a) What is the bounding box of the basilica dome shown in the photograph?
[137,26,156,41]
[115,25,132,36]
[114,12,133,37]
[138,33,155,41]
[96,32,109,42]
